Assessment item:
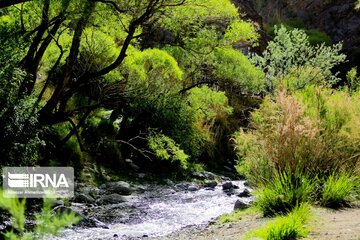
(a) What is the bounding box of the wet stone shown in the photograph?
[222,182,233,190]
[238,189,251,198]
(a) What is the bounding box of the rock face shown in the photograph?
[248,0,360,52]
[231,0,360,68]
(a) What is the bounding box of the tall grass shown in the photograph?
[233,85,360,213]
[246,203,312,240]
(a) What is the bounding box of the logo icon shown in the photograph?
[7,172,30,188]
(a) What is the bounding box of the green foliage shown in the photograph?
[356,0,360,10]
[267,21,332,46]
[187,86,233,127]
[0,190,80,240]
[50,122,83,166]
[159,0,239,35]
[213,48,265,94]
[321,173,357,208]
[255,173,315,216]
[347,67,360,92]
[234,85,360,215]
[234,86,360,186]
[232,130,273,185]
[148,131,189,170]
[0,69,43,166]
[246,203,312,240]
[123,48,183,96]
[252,25,346,91]
[306,29,332,46]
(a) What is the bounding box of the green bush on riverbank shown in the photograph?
[234,27,359,216]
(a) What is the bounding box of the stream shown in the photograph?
[54,180,251,240]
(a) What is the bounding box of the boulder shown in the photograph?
[203,171,216,180]
[238,189,251,198]
[53,206,82,218]
[175,182,191,191]
[75,193,96,204]
[107,181,132,195]
[52,200,64,208]
[204,180,217,188]
[97,194,128,205]
[187,185,199,191]
[192,172,206,180]
[76,217,109,229]
[234,200,250,210]
[222,182,233,190]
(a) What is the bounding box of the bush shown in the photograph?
[255,172,315,216]
[148,131,189,170]
[246,203,312,240]
[0,69,43,166]
[0,190,79,239]
[252,25,346,91]
[321,173,357,208]
[234,86,360,185]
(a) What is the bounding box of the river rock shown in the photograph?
[222,181,233,190]
[75,193,96,204]
[175,182,191,191]
[96,194,128,205]
[203,171,216,180]
[204,180,217,188]
[52,200,64,208]
[125,158,140,171]
[192,172,206,180]
[187,185,199,191]
[53,206,82,219]
[107,181,132,195]
[164,179,174,186]
[234,200,250,210]
[76,216,109,229]
[238,189,251,198]
[192,171,216,180]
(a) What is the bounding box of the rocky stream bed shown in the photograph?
[50,173,253,240]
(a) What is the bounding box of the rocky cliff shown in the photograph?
[234,0,360,67]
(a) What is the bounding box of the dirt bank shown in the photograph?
[152,207,360,240]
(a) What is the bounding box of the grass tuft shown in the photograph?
[255,172,314,216]
[246,203,312,240]
[321,173,357,208]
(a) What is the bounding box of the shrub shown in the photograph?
[252,25,346,91]
[234,86,360,185]
[0,69,43,166]
[255,172,315,216]
[246,203,312,240]
[346,67,360,92]
[148,131,189,170]
[0,190,79,239]
[232,130,274,186]
[321,173,357,208]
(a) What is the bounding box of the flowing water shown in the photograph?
[55,181,251,240]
